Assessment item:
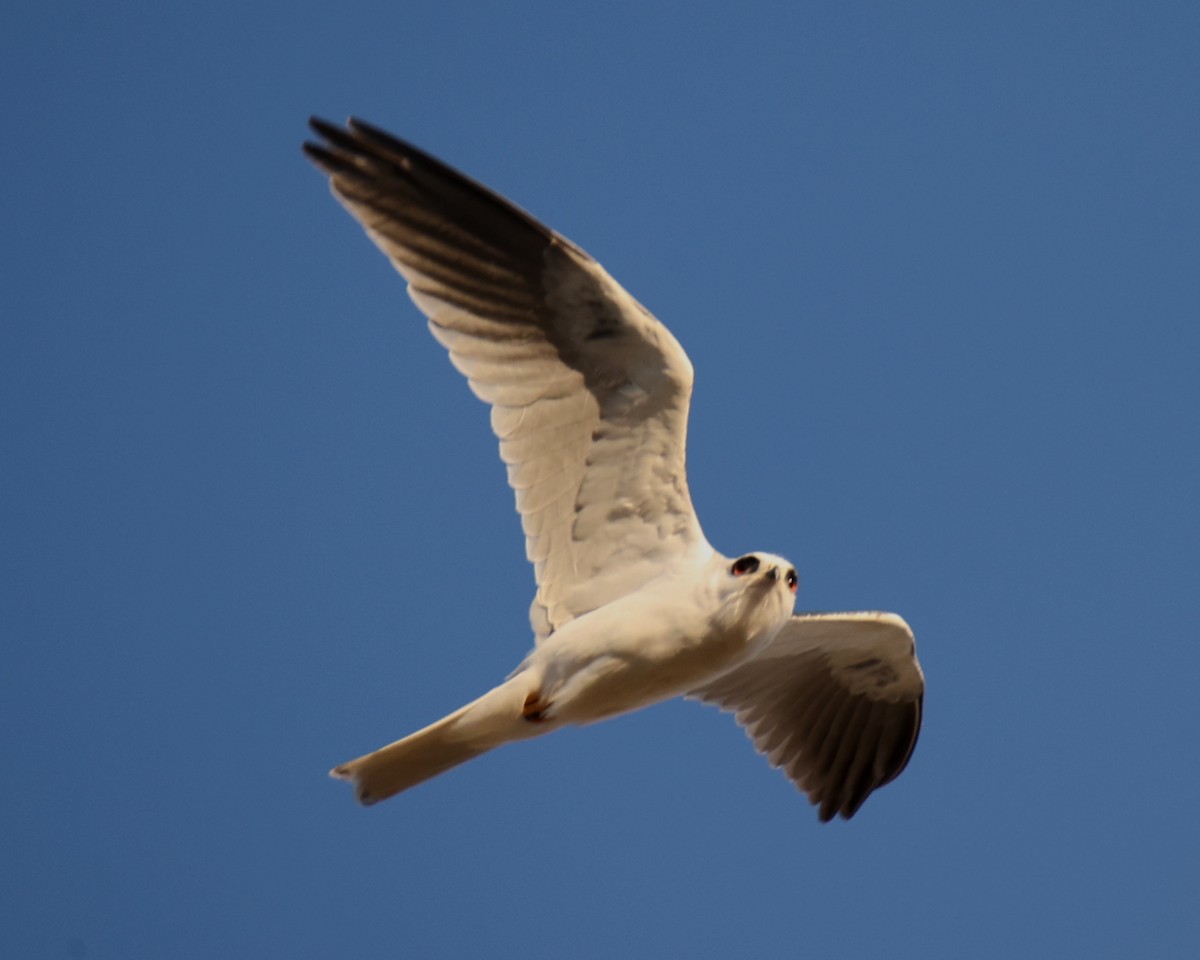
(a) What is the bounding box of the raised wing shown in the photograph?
[304,118,710,640]
[691,612,923,821]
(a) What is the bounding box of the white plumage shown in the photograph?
[305,118,924,821]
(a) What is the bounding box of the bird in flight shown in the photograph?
[304,117,924,821]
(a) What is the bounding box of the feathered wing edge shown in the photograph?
[691,612,924,821]
[303,117,706,642]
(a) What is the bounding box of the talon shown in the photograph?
[522,691,551,723]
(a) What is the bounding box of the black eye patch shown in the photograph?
[731,555,760,576]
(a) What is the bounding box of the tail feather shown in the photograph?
[330,678,537,805]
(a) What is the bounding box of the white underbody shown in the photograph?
[332,552,799,803]
[515,552,794,727]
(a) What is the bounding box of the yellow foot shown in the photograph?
[522,691,552,723]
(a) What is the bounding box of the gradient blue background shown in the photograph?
[4,3,1198,957]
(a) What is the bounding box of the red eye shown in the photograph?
[785,569,798,593]
[731,555,760,576]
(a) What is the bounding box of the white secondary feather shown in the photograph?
[308,118,705,641]
[304,117,925,821]
[690,612,923,821]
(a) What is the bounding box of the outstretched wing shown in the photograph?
[304,118,710,640]
[691,612,924,821]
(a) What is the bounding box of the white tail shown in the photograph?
[330,677,541,805]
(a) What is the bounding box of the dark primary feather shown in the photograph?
[304,118,705,642]
[692,613,924,821]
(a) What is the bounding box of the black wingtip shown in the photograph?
[308,115,341,137]
[301,113,557,258]
[302,117,372,178]
[302,116,411,179]
[302,117,335,168]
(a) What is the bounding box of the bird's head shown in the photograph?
[718,550,798,644]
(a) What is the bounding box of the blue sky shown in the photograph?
[4,2,1198,957]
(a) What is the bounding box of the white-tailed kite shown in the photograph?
[305,118,924,821]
